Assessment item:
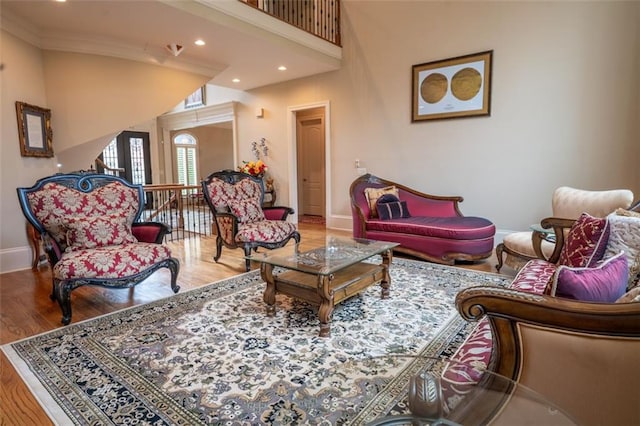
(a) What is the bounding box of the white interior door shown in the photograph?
[297,111,325,216]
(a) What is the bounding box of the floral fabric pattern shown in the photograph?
[206,177,263,212]
[26,182,139,249]
[65,215,138,251]
[54,243,173,280]
[440,258,554,405]
[229,198,266,223]
[236,221,297,243]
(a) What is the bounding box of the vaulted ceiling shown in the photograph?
[0,0,342,91]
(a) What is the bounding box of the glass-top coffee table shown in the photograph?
[247,236,399,337]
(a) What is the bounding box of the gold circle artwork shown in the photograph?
[451,67,482,101]
[420,73,448,104]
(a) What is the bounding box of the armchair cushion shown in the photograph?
[55,243,174,280]
[235,221,298,243]
[551,252,628,302]
[366,216,494,240]
[558,212,610,268]
[365,185,398,218]
[604,213,640,289]
[64,215,137,251]
[228,198,266,223]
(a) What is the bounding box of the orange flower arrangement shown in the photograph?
[238,159,267,177]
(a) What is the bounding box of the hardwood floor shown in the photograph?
[0,223,515,424]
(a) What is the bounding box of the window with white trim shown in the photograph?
[174,133,198,187]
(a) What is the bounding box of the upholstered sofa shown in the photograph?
[349,174,495,264]
[443,208,640,425]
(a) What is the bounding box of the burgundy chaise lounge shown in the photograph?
[349,174,495,264]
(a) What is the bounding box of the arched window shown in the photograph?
[174,133,198,187]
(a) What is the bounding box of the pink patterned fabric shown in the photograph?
[26,182,139,249]
[441,318,492,411]
[236,221,298,243]
[229,198,266,223]
[509,259,557,294]
[207,176,296,243]
[559,212,610,267]
[442,259,556,405]
[216,216,235,244]
[54,243,173,280]
[65,215,137,251]
[206,178,263,211]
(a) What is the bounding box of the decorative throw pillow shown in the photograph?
[228,198,266,223]
[364,186,399,219]
[550,252,628,303]
[376,194,410,220]
[604,213,640,289]
[64,215,137,251]
[558,212,610,268]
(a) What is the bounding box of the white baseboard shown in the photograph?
[0,246,33,274]
[326,214,352,232]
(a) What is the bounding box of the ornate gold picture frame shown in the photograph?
[412,50,493,122]
[16,101,54,157]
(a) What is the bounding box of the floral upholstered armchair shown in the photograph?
[202,170,300,271]
[17,172,180,325]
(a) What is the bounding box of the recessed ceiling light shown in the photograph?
[278,66,287,71]
[194,39,205,46]
[55,0,66,2]
[232,78,240,83]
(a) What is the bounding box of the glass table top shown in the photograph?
[247,236,399,275]
[318,355,577,426]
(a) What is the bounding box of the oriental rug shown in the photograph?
[3,258,511,425]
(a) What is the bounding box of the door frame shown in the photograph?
[287,101,331,225]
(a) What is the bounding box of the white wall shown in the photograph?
[233,1,639,232]
[0,31,58,272]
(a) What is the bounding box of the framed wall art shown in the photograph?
[184,86,206,109]
[16,101,54,158]
[412,50,493,122]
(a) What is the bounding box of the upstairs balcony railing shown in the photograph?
[239,0,341,46]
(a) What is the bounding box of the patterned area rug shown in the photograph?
[3,258,511,425]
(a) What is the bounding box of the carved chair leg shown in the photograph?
[214,236,223,262]
[292,231,301,244]
[168,258,181,293]
[54,279,72,325]
[495,243,505,272]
